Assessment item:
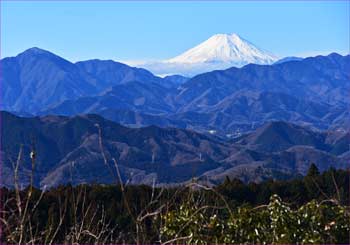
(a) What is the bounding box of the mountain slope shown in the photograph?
[75,59,167,88]
[0,48,176,114]
[1,111,235,187]
[1,48,98,113]
[2,112,347,188]
[42,81,176,115]
[177,53,350,108]
[236,121,328,152]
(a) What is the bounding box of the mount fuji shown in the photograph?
[168,33,277,65]
[136,33,279,76]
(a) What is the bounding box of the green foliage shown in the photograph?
[161,194,350,244]
[307,163,320,177]
[161,191,227,244]
[1,168,349,244]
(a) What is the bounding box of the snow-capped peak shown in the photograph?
[167,33,278,66]
[131,33,279,76]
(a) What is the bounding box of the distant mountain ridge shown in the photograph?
[2,48,349,136]
[53,53,350,134]
[0,47,182,114]
[274,56,303,64]
[2,112,348,188]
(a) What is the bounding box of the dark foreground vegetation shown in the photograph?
[1,165,349,244]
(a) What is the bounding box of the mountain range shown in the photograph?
[2,47,349,136]
[1,47,177,114]
[2,111,348,188]
[1,42,349,187]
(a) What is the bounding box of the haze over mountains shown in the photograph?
[1,35,349,187]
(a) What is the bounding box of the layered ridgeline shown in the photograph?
[1,47,184,114]
[1,47,349,135]
[2,111,349,188]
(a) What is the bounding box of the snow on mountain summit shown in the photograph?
[129,33,279,76]
[167,33,278,66]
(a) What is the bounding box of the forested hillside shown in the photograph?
[1,166,349,244]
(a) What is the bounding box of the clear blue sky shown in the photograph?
[1,1,349,62]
